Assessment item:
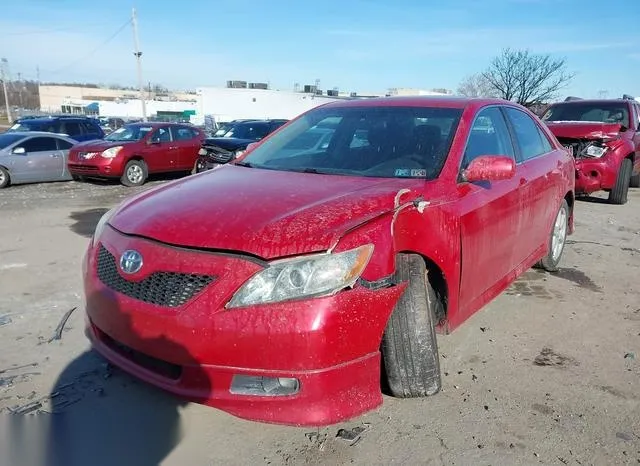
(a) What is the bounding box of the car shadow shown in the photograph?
[69,208,109,237]
[576,195,610,205]
[7,294,211,466]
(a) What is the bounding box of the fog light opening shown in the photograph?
[230,375,300,396]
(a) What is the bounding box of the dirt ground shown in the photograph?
[0,177,639,466]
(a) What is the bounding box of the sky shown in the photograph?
[2,0,640,99]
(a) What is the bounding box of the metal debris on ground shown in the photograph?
[48,307,77,342]
[0,362,38,374]
[623,352,635,359]
[8,400,43,415]
[336,423,371,446]
[0,315,12,326]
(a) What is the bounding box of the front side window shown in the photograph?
[505,107,549,161]
[150,127,171,143]
[542,102,630,127]
[241,106,463,179]
[462,107,515,169]
[21,137,58,152]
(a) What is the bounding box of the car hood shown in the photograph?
[109,165,424,259]
[545,121,624,140]
[73,139,138,151]
[203,137,255,151]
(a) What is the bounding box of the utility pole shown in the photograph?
[131,8,147,122]
[1,58,11,124]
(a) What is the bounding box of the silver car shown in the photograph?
[0,132,78,189]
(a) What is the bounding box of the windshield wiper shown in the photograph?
[233,161,254,168]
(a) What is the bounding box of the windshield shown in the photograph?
[542,102,630,126]
[223,123,270,140]
[241,106,463,179]
[0,133,24,150]
[105,125,154,141]
[9,121,44,132]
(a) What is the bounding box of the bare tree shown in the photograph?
[457,73,497,98]
[481,48,574,107]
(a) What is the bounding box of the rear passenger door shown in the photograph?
[170,126,202,170]
[457,106,524,312]
[144,126,175,171]
[503,106,559,254]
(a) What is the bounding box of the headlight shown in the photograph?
[582,144,607,158]
[101,146,124,158]
[233,149,245,158]
[93,207,116,242]
[227,244,374,308]
[198,148,208,155]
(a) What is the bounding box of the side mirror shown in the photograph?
[462,155,515,183]
[12,147,26,155]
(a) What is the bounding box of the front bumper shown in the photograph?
[83,226,404,426]
[574,156,619,194]
[68,154,124,178]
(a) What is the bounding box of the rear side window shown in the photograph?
[172,126,197,141]
[462,107,515,169]
[21,137,58,152]
[56,139,74,150]
[504,108,550,161]
[81,121,100,134]
[60,121,83,136]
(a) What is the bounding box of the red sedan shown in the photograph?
[83,97,575,426]
[68,122,205,186]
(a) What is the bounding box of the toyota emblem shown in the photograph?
[119,250,143,274]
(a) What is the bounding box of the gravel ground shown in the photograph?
[0,177,639,466]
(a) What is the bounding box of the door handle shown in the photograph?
[49,153,62,158]
[169,146,178,150]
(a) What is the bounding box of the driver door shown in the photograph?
[143,126,176,172]
[13,136,65,182]
[456,106,525,315]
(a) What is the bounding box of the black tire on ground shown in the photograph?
[71,175,86,182]
[194,157,207,174]
[537,199,569,272]
[381,254,442,398]
[0,166,10,189]
[121,160,148,187]
[630,172,640,188]
[609,158,633,205]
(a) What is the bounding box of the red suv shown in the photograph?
[83,97,575,426]
[542,97,640,204]
[68,122,205,186]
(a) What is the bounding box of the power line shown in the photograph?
[47,19,132,75]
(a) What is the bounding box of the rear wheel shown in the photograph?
[537,199,569,272]
[609,158,632,204]
[194,157,207,174]
[0,167,10,189]
[381,254,442,398]
[121,160,147,187]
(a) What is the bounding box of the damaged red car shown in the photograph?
[542,97,640,204]
[83,97,575,426]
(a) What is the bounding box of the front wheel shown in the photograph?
[609,158,632,204]
[381,254,442,398]
[121,160,147,187]
[0,167,10,189]
[537,199,569,272]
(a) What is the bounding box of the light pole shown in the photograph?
[1,58,11,124]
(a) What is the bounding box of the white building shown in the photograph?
[196,87,343,124]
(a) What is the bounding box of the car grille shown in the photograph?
[96,245,215,308]
[201,144,235,164]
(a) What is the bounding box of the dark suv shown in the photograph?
[7,116,105,142]
[196,119,288,172]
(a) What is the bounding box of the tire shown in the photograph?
[608,158,632,204]
[381,254,442,398]
[0,167,10,189]
[537,199,569,272]
[194,157,207,174]
[71,175,86,182]
[121,160,147,187]
[630,173,640,188]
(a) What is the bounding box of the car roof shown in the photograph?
[549,99,633,105]
[319,95,507,110]
[2,131,74,138]
[17,116,94,123]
